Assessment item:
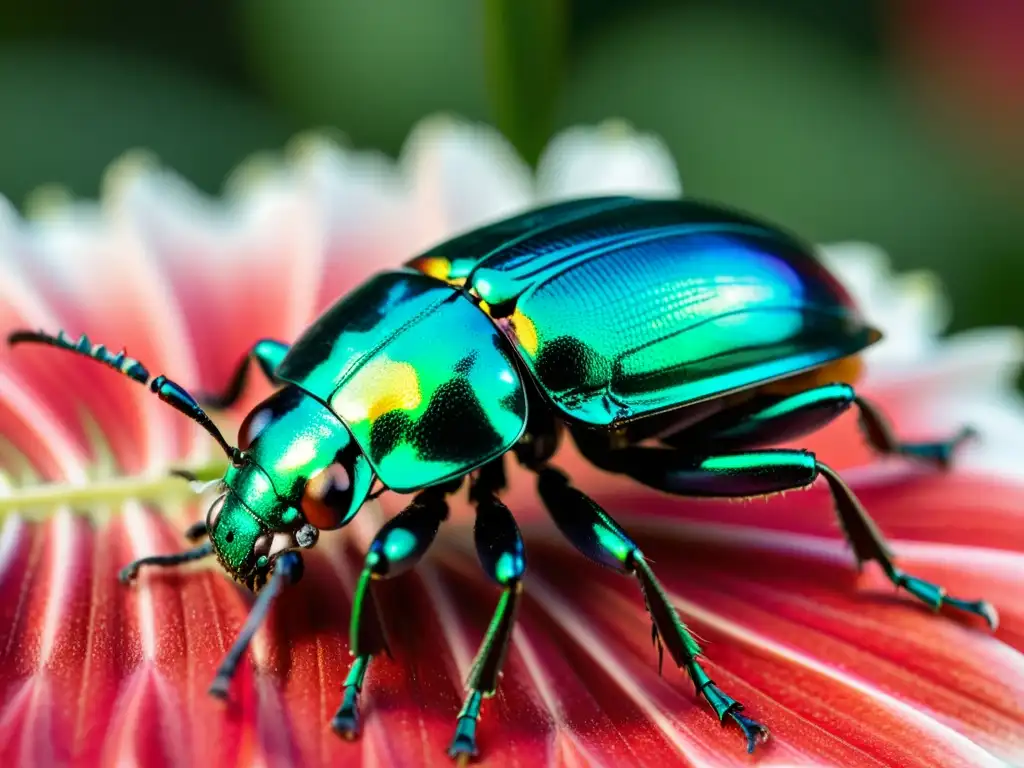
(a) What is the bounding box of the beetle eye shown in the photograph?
[238,406,274,450]
[301,463,352,530]
[206,494,227,531]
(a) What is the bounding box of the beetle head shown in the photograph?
[207,386,376,590]
[203,487,316,591]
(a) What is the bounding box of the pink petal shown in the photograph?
[4,457,1023,767]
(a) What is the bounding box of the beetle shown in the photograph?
[8,195,997,761]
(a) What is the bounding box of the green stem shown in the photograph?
[483,0,567,167]
[0,460,228,519]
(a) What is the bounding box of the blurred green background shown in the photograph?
[2,0,1023,335]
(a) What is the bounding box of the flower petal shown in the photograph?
[535,121,683,202]
[400,116,533,247]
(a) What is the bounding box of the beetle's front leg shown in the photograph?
[610,446,998,629]
[198,339,290,409]
[535,467,769,754]
[332,489,449,739]
[118,542,214,583]
[209,551,304,697]
[183,520,209,541]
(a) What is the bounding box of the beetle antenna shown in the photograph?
[8,329,242,463]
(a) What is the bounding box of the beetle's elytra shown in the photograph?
[8,195,996,761]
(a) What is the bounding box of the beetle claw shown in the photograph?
[895,571,999,629]
[207,676,231,700]
[447,716,479,762]
[728,710,769,754]
[331,684,362,740]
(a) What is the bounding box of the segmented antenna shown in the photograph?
[8,328,241,462]
[8,329,151,382]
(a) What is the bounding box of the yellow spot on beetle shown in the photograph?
[509,308,539,356]
[333,358,422,424]
[410,256,452,281]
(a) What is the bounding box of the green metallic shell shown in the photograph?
[276,271,527,492]
[410,196,880,427]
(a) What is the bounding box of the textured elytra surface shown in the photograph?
[424,197,878,426]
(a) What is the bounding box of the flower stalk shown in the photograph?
[0,459,227,519]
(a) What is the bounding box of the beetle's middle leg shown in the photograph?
[530,464,769,754]
[659,382,974,469]
[600,444,998,629]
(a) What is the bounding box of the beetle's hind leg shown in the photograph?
[332,489,449,739]
[814,462,997,625]
[609,445,998,629]
[658,382,975,470]
[532,466,769,754]
[852,394,976,468]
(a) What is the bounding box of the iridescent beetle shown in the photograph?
[8,196,997,760]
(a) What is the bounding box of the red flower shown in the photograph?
[1,120,1022,767]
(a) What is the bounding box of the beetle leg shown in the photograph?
[448,469,526,762]
[196,339,290,409]
[118,542,214,583]
[183,520,209,541]
[852,394,976,468]
[332,489,450,740]
[534,466,769,754]
[208,552,304,697]
[657,383,975,470]
[608,446,998,629]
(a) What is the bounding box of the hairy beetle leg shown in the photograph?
[606,444,998,628]
[817,463,999,628]
[633,556,768,753]
[535,467,769,753]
